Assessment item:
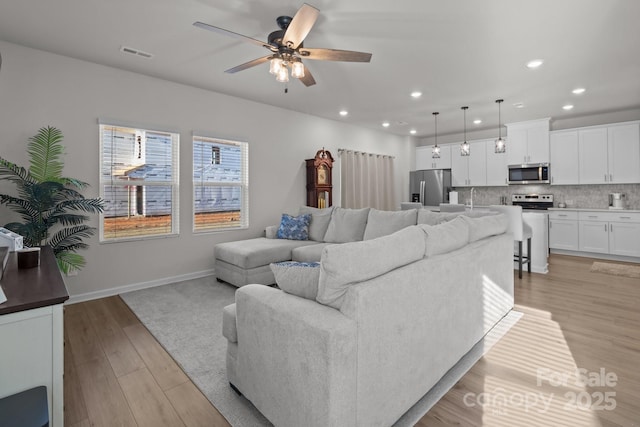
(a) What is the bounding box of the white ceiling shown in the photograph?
[1,0,639,139]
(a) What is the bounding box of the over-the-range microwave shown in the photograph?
[508,163,550,184]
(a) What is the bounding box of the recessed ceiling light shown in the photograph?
[339,110,348,116]
[410,91,422,99]
[410,129,417,135]
[473,119,482,125]
[572,87,586,95]
[513,102,525,109]
[382,121,390,128]
[526,59,544,69]
[562,104,574,110]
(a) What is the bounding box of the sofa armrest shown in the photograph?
[265,224,279,239]
[234,285,357,427]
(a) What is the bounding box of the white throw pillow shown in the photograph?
[461,213,508,242]
[270,261,320,300]
[317,225,425,310]
[419,216,470,258]
[323,207,370,243]
[417,210,460,225]
[298,206,334,242]
[363,208,418,240]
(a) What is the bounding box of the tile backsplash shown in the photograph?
[453,184,640,210]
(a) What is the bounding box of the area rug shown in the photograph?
[121,277,522,427]
[590,261,640,278]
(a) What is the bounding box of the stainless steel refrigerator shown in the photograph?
[409,169,452,206]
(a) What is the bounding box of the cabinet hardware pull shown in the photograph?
[610,224,613,231]
[588,216,597,218]
[559,214,567,217]
[610,174,613,181]
[605,224,607,232]
[604,174,607,182]
[620,216,631,219]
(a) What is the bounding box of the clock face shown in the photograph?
[317,167,327,184]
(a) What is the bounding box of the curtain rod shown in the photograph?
[337,148,395,159]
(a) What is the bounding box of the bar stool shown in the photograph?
[489,205,532,279]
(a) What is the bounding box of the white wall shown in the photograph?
[0,41,412,300]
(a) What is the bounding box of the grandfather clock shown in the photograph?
[306,149,334,208]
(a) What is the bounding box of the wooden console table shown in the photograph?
[0,246,68,426]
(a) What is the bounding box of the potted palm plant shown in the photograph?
[0,126,104,274]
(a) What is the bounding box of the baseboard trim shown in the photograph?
[550,249,640,264]
[66,269,216,305]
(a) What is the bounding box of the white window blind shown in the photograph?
[193,135,248,232]
[100,124,179,241]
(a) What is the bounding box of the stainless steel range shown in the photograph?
[512,194,553,210]
[511,194,552,274]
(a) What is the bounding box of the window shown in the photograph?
[193,135,248,232]
[99,123,179,241]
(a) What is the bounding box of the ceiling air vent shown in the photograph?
[120,46,154,59]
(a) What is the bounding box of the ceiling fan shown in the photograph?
[193,3,372,87]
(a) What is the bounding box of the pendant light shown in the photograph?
[432,112,440,159]
[495,99,506,153]
[460,106,470,156]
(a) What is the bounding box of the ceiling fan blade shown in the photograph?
[299,48,372,62]
[298,65,316,87]
[225,56,273,74]
[193,21,276,52]
[283,3,320,49]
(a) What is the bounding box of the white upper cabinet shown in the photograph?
[415,145,451,170]
[608,123,640,183]
[505,118,550,165]
[485,140,508,186]
[451,140,487,187]
[549,130,579,185]
[578,122,640,184]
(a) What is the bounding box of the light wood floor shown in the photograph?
[64,254,640,426]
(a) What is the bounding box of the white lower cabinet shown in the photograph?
[550,210,640,259]
[549,211,579,250]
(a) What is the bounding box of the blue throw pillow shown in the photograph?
[270,261,320,300]
[276,213,311,240]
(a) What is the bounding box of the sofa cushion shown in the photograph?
[462,213,508,242]
[222,304,238,343]
[277,213,311,240]
[317,225,425,310]
[271,261,321,300]
[417,210,460,225]
[215,238,318,269]
[418,216,470,258]
[363,208,418,240]
[292,243,332,263]
[323,207,370,243]
[298,206,334,242]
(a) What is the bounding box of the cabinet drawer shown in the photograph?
[549,210,578,220]
[578,211,640,223]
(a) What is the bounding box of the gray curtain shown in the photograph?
[340,150,396,210]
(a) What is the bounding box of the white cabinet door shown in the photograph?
[550,131,579,185]
[549,219,579,250]
[415,146,432,170]
[578,127,608,184]
[467,141,487,186]
[579,220,609,253]
[608,222,640,257]
[416,145,452,170]
[527,126,550,164]
[506,128,528,165]
[608,123,640,183]
[486,142,508,186]
[450,148,469,186]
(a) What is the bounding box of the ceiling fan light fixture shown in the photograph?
[269,57,283,75]
[276,64,289,82]
[291,60,305,79]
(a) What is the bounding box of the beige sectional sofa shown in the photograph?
[214,206,482,287]
[222,213,514,426]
